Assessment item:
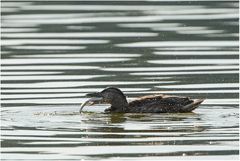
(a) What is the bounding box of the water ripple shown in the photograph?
[1,0,238,160]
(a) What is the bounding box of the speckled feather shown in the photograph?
[127,95,194,113]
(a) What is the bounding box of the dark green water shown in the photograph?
[1,0,239,160]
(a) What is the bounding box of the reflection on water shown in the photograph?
[1,0,239,160]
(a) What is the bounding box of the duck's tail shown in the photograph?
[182,99,205,112]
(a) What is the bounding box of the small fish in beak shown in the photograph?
[79,92,103,113]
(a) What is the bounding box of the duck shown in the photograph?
[79,87,204,113]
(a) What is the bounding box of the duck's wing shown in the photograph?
[128,95,204,113]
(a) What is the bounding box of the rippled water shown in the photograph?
[1,0,239,160]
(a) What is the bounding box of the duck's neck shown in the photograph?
[108,97,129,113]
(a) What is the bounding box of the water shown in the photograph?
[1,0,239,160]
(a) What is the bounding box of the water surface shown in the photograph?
[1,0,239,160]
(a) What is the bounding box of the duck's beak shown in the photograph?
[79,92,103,113]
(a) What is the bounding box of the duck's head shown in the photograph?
[80,87,128,113]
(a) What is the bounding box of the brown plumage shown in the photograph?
[79,87,204,113]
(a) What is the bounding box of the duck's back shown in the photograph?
[127,94,203,113]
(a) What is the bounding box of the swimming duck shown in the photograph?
[79,87,204,113]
